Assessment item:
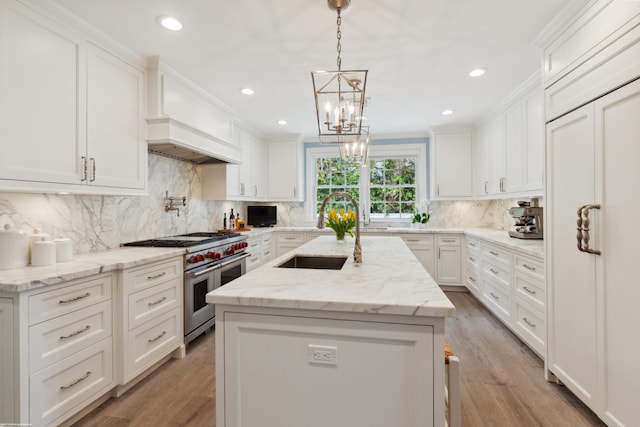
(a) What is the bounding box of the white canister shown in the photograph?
[29,228,51,264]
[31,238,56,266]
[54,238,73,263]
[0,224,29,270]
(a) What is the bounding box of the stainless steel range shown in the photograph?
[123,232,249,346]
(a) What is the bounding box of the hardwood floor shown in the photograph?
[73,292,605,427]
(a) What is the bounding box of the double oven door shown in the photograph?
[184,253,248,345]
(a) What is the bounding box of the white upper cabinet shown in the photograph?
[430,128,473,199]
[200,125,266,201]
[472,126,491,197]
[267,136,304,201]
[472,73,544,197]
[0,0,147,195]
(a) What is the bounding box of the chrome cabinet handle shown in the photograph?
[490,292,499,300]
[59,292,90,304]
[60,325,91,340]
[442,239,455,243]
[577,204,601,255]
[490,268,499,274]
[148,330,167,343]
[469,242,476,247]
[489,251,499,256]
[523,264,536,271]
[148,296,167,307]
[469,257,476,262]
[469,276,476,282]
[60,371,91,390]
[484,181,488,194]
[523,317,536,328]
[147,272,167,280]
[522,286,536,295]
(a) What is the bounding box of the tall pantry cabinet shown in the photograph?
[544,1,640,426]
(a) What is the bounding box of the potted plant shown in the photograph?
[412,211,430,228]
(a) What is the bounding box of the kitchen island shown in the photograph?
[206,235,455,427]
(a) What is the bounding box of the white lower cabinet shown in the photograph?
[117,257,183,385]
[21,273,115,426]
[1,298,14,422]
[275,232,305,257]
[218,308,441,427]
[394,234,435,278]
[246,231,275,272]
[464,236,545,358]
[436,235,463,287]
[0,255,185,426]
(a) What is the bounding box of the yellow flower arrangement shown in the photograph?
[325,208,356,241]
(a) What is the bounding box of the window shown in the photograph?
[306,141,427,222]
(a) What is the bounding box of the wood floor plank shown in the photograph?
[73,292,606,427]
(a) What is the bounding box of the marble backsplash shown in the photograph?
[0,153,538,255]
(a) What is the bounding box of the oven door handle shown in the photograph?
[219,252,251,268]
[186,263,221,279]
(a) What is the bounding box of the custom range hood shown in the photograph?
[146,57,242,165]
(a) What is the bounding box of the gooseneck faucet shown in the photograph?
[316,192,362,263]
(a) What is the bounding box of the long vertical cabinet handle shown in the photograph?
[576,204,601,255]
[90,157,96,182]
[81,157,88,181]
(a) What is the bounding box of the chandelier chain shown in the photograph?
[336,8,342,71]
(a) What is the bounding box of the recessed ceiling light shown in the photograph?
[277,120,288,125]
[240,88,255,95]
[469,68,486,77]
[157,16,183,31]
[442,109,454,116]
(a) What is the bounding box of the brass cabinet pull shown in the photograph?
[60,371,91,390]
[577,204,601,255]
[59,292,90,304]
[60,325,91,340]
[148,330,167,343]
[148,296,167,307]
[147,272,167,280]
[522,286,536,295]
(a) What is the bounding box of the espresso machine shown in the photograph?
[509,200,543,239]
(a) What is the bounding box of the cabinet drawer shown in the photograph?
[483,279,512,324]
[29,274,113,326]
[466,237,481,252]
[246,252,262,271]
[514,301,545,355]
[466,248,481,270]
[515,273,545,312]
[262,234,273,246]
[514,253,545,283]
[128,280,180,330]
[482,259,512,291]
[246,238,261,252]
[400,234,434,249]
[123,257,182,294]
[276,232,304,243]
[29,301,112,373]
[125,309,181,381]
[465,268,481,295]
[437,235,460,246]
[29,338,113,426]
[482,243,511,268]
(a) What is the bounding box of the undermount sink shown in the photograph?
[277,255,348,270]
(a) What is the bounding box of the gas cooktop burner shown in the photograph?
[122,232,241,248]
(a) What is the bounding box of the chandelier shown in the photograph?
[311,0,369,163]
[339,126,370,165]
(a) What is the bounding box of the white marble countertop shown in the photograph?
[206,235,456,318]
[0,247,185,293]
[249,226,544,259]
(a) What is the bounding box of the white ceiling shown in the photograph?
[55,0,572,140]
